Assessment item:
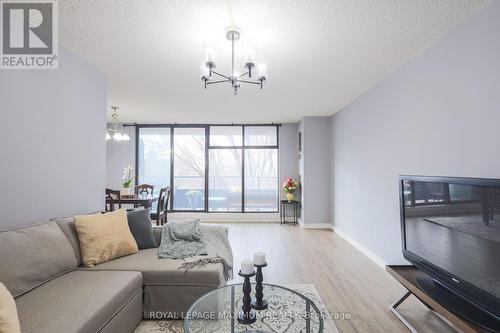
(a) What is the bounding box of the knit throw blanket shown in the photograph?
[158,220,233,281]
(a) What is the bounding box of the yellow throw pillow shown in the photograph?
[74,209,138,267]
[0,282,21,333]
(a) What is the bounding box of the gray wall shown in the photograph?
[106,124,135,189]
[330,1,500,264]
[279,123,299,200]
[299,117,331,225]
[0,46,107,229]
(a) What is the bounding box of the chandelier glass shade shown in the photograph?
[106,106,130,141]
[201,26,267,95]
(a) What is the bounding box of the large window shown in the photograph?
[136,124,279,212]
[173,128,206,211]
[244,149,278,212]
[244,126,278,146]
[209,149,242,212]
[138,128,171,191]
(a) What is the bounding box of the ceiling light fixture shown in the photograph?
[201,1,267,95]
[106,106,130,142]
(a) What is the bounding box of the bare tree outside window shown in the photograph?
[173,128,205,210]
[138,128,171,191]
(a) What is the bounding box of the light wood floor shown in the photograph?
[225,223,457,333]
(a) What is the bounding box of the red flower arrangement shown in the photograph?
[283,177,298,193]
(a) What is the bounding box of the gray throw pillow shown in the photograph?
[127,209,156,249]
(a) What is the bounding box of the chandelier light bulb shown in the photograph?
[113,132,123,141]
[106,132,111,141]
[258,63,267,78]
[201,64,210,79]
[245,48,255,63]
[206,49,215,63]
[121,133,131,141]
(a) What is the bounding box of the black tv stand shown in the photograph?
[416,276,500,332]
[386,265,499,333]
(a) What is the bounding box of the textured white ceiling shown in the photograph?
[59,0,488,123]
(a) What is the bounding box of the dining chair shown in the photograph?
[151,186,171,226]
[135,184,154,196]
[134,184,154,207]
[105,188,122,212]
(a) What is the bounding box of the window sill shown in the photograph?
[168,212,280,223]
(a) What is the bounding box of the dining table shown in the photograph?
[106,194,159,209]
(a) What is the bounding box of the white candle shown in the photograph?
[254,251,266,265]
[206,49,215,63]
[258,63,267,77]
[241,259,254,275]
[200,64,210,78]
[245,48,255,63]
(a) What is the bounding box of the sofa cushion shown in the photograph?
[15,270,142,333]
[54,217,83,265]
[153,226,162,246]
[74,209,139,267]
[0,282,21,333]
[143,284,220,319]
[80,248,224,287]
[127,209,156,249]
[0,222,78,297]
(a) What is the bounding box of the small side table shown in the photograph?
[280,200,299,226]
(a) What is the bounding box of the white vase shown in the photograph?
[120,187,132,196]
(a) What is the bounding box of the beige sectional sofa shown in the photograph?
[0,219,227,333]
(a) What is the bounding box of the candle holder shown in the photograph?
[238,270,257,324]
[251,262,268,310]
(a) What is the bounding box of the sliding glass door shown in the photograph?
[137,128,171,191]
[173,127,206,211]
[136,124,279,213]
[208,126,243,212]
[208,149,242,212]
[244,149,278,212]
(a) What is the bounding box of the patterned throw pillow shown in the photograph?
[0,282,21,333]
[74,209,138,267]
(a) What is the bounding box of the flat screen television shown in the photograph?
[400,176,500,332]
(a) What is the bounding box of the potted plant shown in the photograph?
[283,178,298,201]
[121,166,134,196]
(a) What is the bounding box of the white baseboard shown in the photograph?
[332,226,387,269]
[301,223,334,230]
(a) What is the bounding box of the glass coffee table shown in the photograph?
[184,283,324,333]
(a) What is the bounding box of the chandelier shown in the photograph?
[200,0,267,95]
[106,106,130,141]
[201,26,267,95]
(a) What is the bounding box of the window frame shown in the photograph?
[134,124,280,213]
